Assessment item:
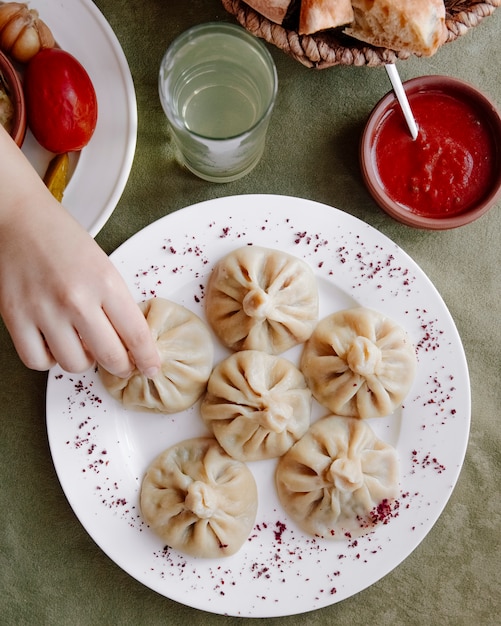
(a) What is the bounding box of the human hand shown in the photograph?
[0,127,160,377]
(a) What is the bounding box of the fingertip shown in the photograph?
[141,365,160,379]
[103,358,135,379]
[132,343,161,379]
[102,298,161,379]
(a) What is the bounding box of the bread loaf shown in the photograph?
[345,0,447,56]
[243,0,295,24]
[299,0,354,34]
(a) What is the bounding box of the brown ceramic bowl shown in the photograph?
[360,75,501,230]
[0,49,26,147]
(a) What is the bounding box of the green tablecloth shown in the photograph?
[1,1,500,624]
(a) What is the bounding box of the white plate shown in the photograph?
[46,195,470,618]
[22,0,137,236]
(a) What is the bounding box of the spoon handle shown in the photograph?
[385,64,419,141]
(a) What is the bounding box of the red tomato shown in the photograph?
[24,48,98,153]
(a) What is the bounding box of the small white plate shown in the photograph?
[46,195,470,617]
[22,0,137,236]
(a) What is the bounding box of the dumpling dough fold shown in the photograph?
[201,350,312,461]
[275,415,400,538]
[98,298,214,414]
[300,307,416,418]
[140,437,258,558]
[205,246,319,354]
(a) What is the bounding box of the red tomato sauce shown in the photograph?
[373,90,497,217]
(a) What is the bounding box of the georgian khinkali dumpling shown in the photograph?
[201,350,312,461]
[140,437,258,558]
[275,415,400,539]
[98,297,214,414]
[300,307,416,419]
[205,246,319,354]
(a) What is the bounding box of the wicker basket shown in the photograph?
[221,0,500,68]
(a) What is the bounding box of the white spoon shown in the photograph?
[385,63,419,140]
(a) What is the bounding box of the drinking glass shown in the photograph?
[159,22,278,182]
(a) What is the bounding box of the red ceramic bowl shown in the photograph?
[0,49,26,147]
[360,75,501,229]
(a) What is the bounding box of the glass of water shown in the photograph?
[159,22,278,183]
